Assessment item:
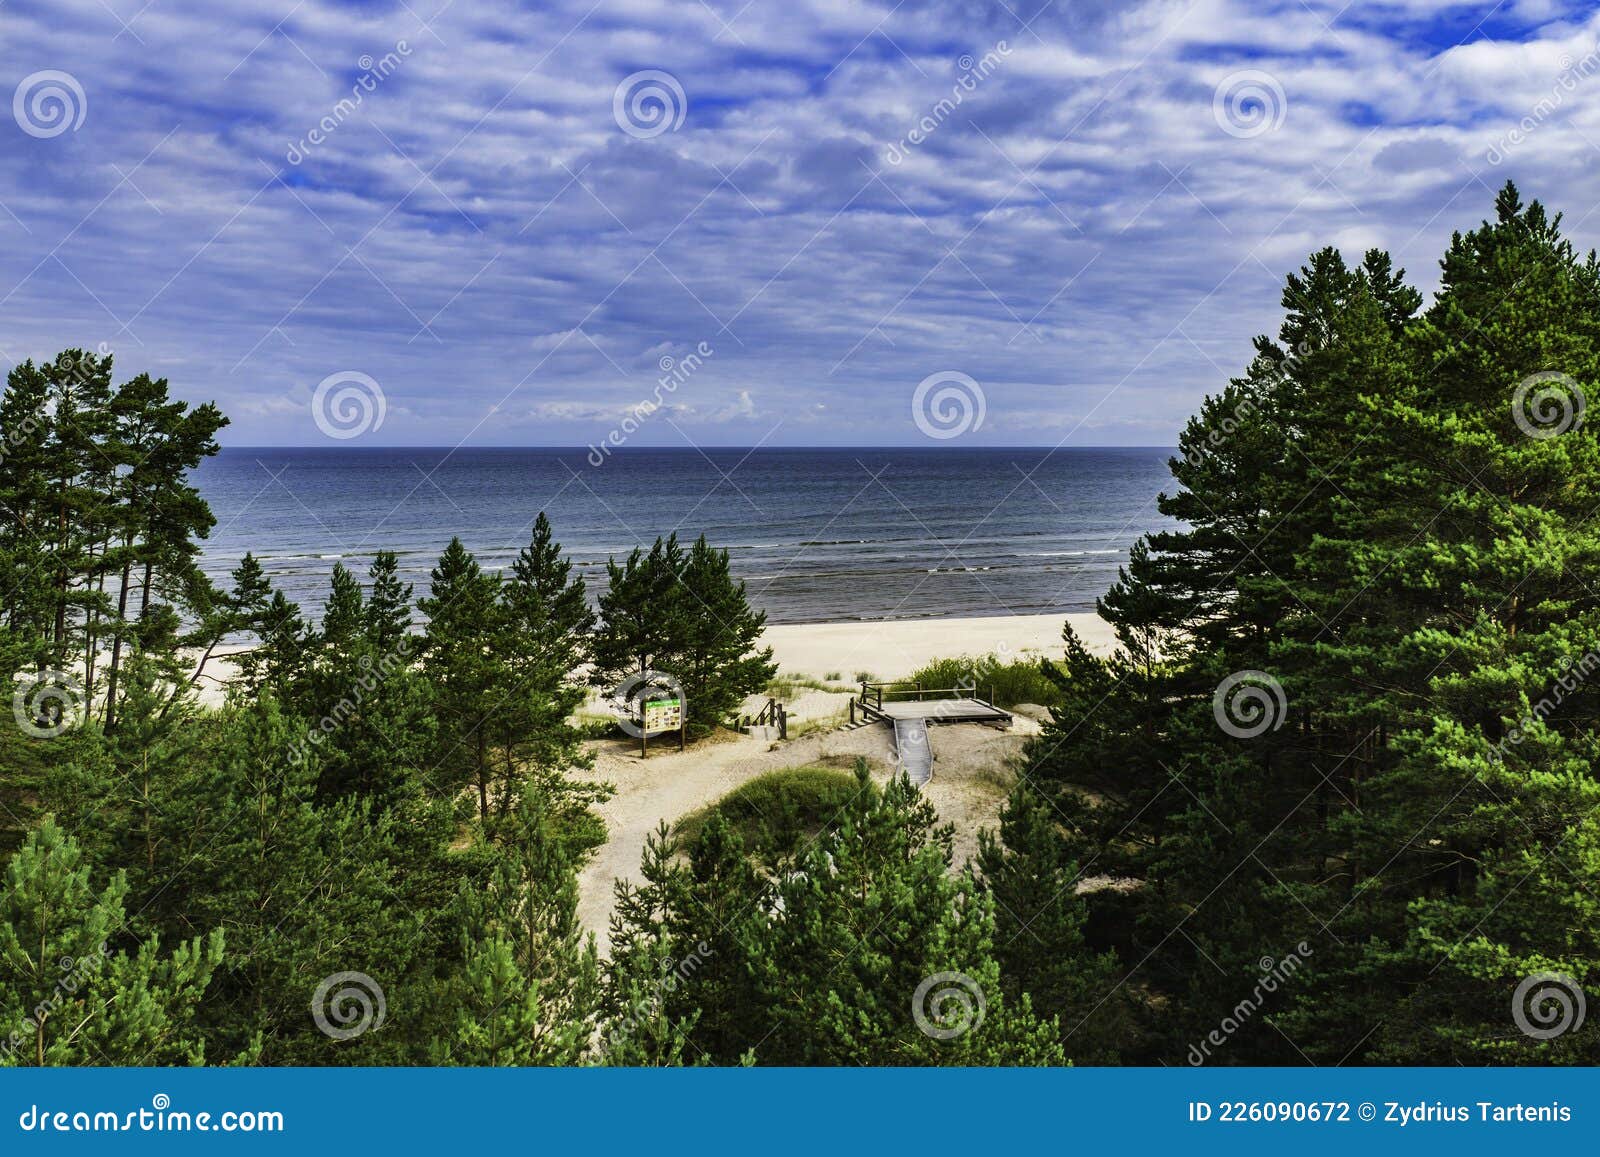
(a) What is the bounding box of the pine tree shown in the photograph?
[1019,184,1600,1066]
[593,533,774,737]
[592,534,684,691]
[0,819,223,1065]
[673,534,776,736]
[1273,184,1600,1062]
[0,358,55,681]
[418,537,504,819]
[101,369,227,730]
[494,514,603,832]
[127,698,421,1064]
[180,551,271,704]
[599,823,706,1066]
[977,780,1127,1063]
[363,550,413,655]
[446,788,600,1064]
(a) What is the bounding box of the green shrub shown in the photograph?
[900,653,1062,709]
[572,711,623,739]
[674,766,863,865]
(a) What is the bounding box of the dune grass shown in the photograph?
[899,653,1063,708]
[673,765,863,864]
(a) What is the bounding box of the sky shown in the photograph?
[2,0,1600,449]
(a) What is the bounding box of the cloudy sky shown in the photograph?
[3,0,1600,447]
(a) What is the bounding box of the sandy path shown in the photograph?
[578,712,1041,953]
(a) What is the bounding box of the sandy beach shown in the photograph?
[196,611,1115,706]
[762,611,1114,681]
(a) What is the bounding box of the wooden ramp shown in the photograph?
[892,718,933,785]
[854,684,1012,786]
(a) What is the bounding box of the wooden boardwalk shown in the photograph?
[854,685,1012,786]
[871,698,1013,724]
[891,718,933,784]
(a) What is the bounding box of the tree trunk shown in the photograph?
[138,558,154,621]
[104,557,133,731]
[477,732,490,821]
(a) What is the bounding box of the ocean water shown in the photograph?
[193,447,1176,625]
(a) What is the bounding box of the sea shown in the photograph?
[192,447,1176,625]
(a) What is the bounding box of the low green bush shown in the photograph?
[900,653,1062,708]
[674,766,863,865]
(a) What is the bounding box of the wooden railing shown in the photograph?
[858,681,995,705]
[743,697,787,739]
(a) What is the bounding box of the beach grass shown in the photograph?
[673,765,862,864]
[901,653,1063,708]
[763,673,851,699]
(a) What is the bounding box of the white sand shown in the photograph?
[763,611,1114,682]
[195,611,1117,706]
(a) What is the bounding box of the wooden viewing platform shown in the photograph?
[850,682,1012,785]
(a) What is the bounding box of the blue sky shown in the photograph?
[3,0,1600,447]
